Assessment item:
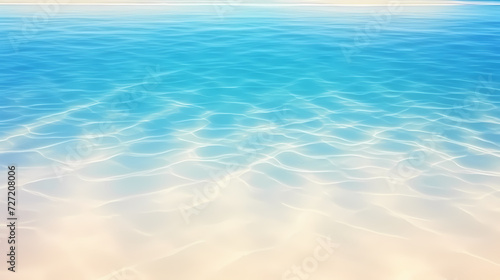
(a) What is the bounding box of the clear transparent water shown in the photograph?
[0,4,499,280]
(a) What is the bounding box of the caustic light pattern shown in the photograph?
[0,4,499,280]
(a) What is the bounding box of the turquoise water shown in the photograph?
[1,4,500,280]
[1,5,499,184]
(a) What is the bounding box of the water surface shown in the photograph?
[0,4,499,280]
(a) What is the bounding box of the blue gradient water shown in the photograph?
[0,4,499,280]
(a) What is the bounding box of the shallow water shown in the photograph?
[0,4,499,280]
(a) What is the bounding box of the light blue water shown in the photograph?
[0,4,500,280]
[1,5,499,178]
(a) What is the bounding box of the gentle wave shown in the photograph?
[0,5,499,280]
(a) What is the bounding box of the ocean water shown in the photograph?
[0,4,500,280]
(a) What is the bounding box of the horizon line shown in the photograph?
[1,1,500,6]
